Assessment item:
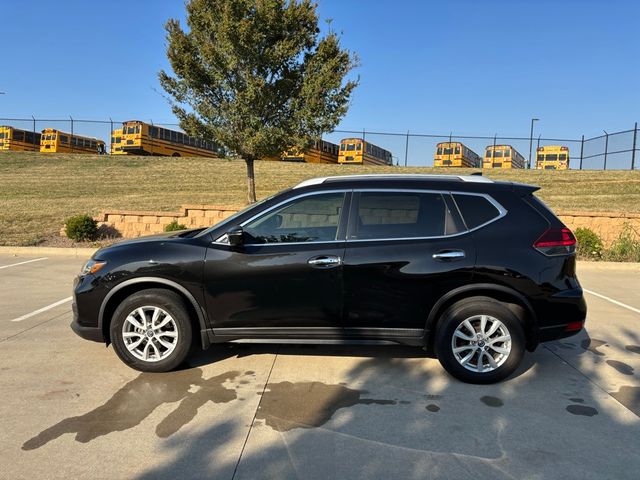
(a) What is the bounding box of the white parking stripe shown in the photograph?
[583,288,640,315]
[10,297,73,322]
[0,257,48,270]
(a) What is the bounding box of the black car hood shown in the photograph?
[98,228,205,252]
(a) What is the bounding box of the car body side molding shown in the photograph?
[97,276,209,347]
[425,282,538,341]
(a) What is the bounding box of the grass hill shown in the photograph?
[1,151,639,246]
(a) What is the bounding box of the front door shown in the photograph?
[342,190,475,331]
[203,191,349,332]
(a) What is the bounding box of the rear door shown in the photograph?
[341,189,476,333]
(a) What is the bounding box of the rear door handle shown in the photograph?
[432,250,465,261]
[308,255,342,268]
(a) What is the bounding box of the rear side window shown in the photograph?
[352,192,460,240]
[453,194,501,229]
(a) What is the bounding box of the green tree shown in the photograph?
[160,0,358,203]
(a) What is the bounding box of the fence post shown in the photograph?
[579,135,584,170]
[632,122,638,170]
[603,132,609,170]
[69,116,74,153]
[492,134,497,168]
[31,115,36,150]
[404,130,409,167]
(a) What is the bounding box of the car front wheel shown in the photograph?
[110,289,193,372]
[435,297,525,384]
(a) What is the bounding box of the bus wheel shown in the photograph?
[172,152,181,157]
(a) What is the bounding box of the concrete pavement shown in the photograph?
[0,254,638,479]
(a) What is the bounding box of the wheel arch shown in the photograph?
[98,277,209,349]
[425,283,539,353]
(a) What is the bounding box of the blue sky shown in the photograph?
[1,0,638,167]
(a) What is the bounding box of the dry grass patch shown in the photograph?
[1,151,639,246]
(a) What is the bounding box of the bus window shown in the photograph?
[347,144,355,151]
[546,154,558,161]
[504,150,511,157]
[537,154,544,161]
[356,143,362,150]
[437,147,442,155]
[559,154,567,161]
[455,147,460,155]
[486,150,492,158]
[60,135,68,143]
[443,147,453,154]
[494,150,503,158]
[135,125,141,134]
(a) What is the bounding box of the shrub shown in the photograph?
[603,224,640,262]
[165,220,187,232]
[64,214,98,242]
[574,227,604,259]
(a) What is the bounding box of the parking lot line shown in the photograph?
[583,288,640,315]
[0,257,48,270]
[10,296,72,322]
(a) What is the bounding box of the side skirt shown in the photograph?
[204,327,426,347]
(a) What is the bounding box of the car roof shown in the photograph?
[292,174,538,193]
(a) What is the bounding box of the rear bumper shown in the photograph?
[535,288,587,343]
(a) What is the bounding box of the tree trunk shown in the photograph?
[245,157,257,204]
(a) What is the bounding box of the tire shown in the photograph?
[110,289,193,372]
[435,296,525,384]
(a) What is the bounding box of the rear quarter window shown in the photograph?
[453,194,501,229]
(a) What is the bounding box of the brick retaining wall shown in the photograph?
[94,205,640,246]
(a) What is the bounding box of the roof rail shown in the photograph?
[294,174,494,189]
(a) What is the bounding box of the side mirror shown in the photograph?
[227,227,244,248]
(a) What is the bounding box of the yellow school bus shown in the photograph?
[115,120,219,157]
[283,139,339,164]
[0,126,41,152]
[434,142,481,167]
[339,138,393,166]
[40,128,106,154]
[483,145,525,169]
[536,145,570,170]
[110,128,123,154]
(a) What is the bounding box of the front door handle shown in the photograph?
[308,255,342,268]
[432,249,466,261]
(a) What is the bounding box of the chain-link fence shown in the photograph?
[1,116,638,170]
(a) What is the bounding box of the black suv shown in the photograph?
[72,174,586,383]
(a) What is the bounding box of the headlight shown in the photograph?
[81,259,107,275]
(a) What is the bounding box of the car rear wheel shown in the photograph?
[110,289,193,372]
[435,297,525,384]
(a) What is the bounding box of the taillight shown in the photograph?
[533,227,576,256]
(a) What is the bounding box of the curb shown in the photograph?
[0,246,98,258]
[577,260,640,270]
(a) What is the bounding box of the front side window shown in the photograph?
[452,194,501,229]
[485,150,492,158]
[559,154,567,161]
[243,193,345,244]
[352,192,459,240]
[437,147,443,155]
